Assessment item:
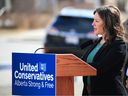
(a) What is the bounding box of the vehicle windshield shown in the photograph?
[53,16,93,33]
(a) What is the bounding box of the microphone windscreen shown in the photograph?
[80,40,93,49]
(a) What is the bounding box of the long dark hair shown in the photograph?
[94,5,124,43]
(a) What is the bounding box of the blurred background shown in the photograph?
[0,0,127,96]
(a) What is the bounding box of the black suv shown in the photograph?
[44,7,97,57]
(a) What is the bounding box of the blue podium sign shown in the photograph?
[12,53,56,96]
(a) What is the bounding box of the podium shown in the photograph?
[56,54,96,95]
[12,53,96,95]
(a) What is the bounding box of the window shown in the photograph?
[53,16,93,33]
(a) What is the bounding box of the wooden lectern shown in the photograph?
[56,54,97,96]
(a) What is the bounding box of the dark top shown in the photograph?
[82,37,127,95]
[123,43,128,87]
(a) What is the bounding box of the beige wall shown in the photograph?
[12,0,35,13]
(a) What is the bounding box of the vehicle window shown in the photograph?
[53,16,93,33]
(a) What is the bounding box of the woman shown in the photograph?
[82,5,127,95]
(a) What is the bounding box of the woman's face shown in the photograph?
[92,12,105,36]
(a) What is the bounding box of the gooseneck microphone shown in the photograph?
[34,47,45,54]
[34,47,81,54]
[34,40,94,58]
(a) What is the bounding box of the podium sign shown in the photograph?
[12,53,56,95]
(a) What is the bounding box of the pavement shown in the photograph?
[0,29,83,96]
[0,29,45,96]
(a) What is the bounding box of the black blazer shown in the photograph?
[123,43,128,87]
[82,37,127,95]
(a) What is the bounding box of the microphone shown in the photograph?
[80,40,93,49]
[34,40,94,58]
[34,47,45,54]
[34,47,84,59]
[34,47,81,54]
